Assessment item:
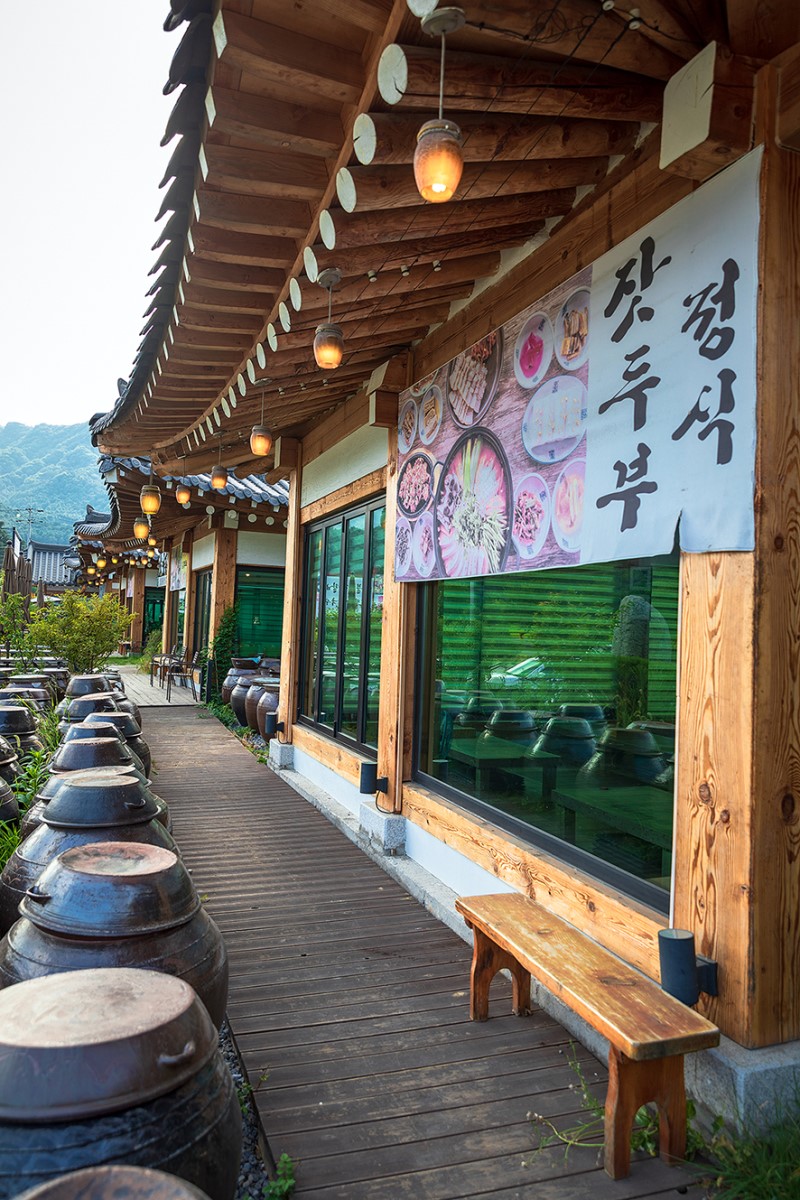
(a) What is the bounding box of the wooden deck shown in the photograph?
[145,707,696,1199]
[118,663,199,707]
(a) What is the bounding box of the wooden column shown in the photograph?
[278,448,303,742]
[675,61,800,1048]
[181,530,195,653]
[375,426,415,814]
[209,525,237,644]
[129,567,146,654]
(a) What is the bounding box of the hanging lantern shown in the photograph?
[250,390,273,456]
[147,547,156,558]
[211,462,228,489]
[111,556,119,565]
[139,483,161,514]
[86,565,96,576]
[133,516,149,540]
[413,8,465,204]
[313,269,344,370]
[96,556,106,570]
[147,533,157,547]
[176,482,191,504]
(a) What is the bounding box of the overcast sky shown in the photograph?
[0,2,177,429]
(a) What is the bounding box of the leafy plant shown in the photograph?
[698,1084,800,1199]
[199,699,239,729]
[208,604,238,701]
[0,594,35,667]
[0,822,20,871]
[35,706,61,755]
[264,1154,296,1199]
[11,748,51,815]
[138,628,163,676]
[27,593,134,673]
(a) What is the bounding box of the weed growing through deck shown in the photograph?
[698,1081,800,1199]
[525,1043,706,1165]
[263,1154,296,1199]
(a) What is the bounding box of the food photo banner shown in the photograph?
[394,148,762,583]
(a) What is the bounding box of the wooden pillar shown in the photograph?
[375,427,416,814]
[129,567,146,654]
[209,525,237,644]
[278,451,303,742]
[160,538,174,652]
[181,530,195,653]
[675,61,800,1048]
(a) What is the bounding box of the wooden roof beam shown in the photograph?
[354,111,639,166]
[190,226,297,270]
[346,157,606,212]
[212,11,363,105]
[378,44,664,122]
[206,85,343,159]
[194,191,312,239]
[186,259,286,292]
[176,309,263,337]
[200,144,329,202]
[453,1,686,78]
[324,190,575,250]
[298,253,501,313]
[311,220,545,276]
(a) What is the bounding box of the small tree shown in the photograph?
[208,603,238,701]
[0,593,36,668]
[28,593,134,673]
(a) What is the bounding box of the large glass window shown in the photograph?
[169,588,186,652]
[235,567,285,659]
[416,554,679,910]
[300,498,386,752]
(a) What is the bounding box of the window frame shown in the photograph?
[412,573,673,916]
[298,495,386,756]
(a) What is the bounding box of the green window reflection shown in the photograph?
[302,529,323,719]
[417,554,679,909]
[318,523,342,728]
[364,508,386,747]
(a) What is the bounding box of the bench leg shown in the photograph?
[468,926,531,1021]
[604,1047,686,1179]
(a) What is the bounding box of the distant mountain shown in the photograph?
[0,423,108,546]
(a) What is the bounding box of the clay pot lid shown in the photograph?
[0,734,18,764]
[0,968,216,1121]
[65,674,114,698]
[487,708,535,731]
[0,704,37,734]
[84,710,142,737]
[14,1166,213,1200]
[543,716,594,738]
[0,685,49,702]
[21,843,198,936]
[42,771,160,828]
[598,727,662,755]
[8,674,52,689]
[64,693,120,722]
[559,703,606,721]
[63,722,125,745]
[50,737,135,774]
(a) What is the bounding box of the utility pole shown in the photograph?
[15,508,44,547]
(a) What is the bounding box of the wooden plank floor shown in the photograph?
[118,663,199,707]
[145,708,695,1200]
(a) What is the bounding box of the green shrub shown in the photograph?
[139,628,163,676]
[27,593,134,673]
[208,604,238,701]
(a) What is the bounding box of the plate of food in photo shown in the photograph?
[511,473,551,561]
[555,287,590,371]
[412,510,436,577]
[522,374,587,464]
[435,430,511,577]
[408,366,442,399]
[418,384,444,446]
[551,457,585,553]
[513,311,554,389]
[395,516,413,578]
[398,397,418,455]
[446,329,503,428]
[397,451,434,518]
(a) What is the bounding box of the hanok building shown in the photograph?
[72,456,288,655]
[25,540,71,597]
[89,0,800,1121]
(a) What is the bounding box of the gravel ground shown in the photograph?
[219,1020,275,1200]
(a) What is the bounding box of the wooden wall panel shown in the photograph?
[181,530,195,653]
[209,527,237,644]
[130,568,146,653]
[402,783,664,979]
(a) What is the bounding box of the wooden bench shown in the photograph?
[455,893,720,1179]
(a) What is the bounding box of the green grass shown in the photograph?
[0,822,20,870]
[701,1099,800,1198]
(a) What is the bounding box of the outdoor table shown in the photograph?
[448,736,558,800]
[553,783,674,872]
